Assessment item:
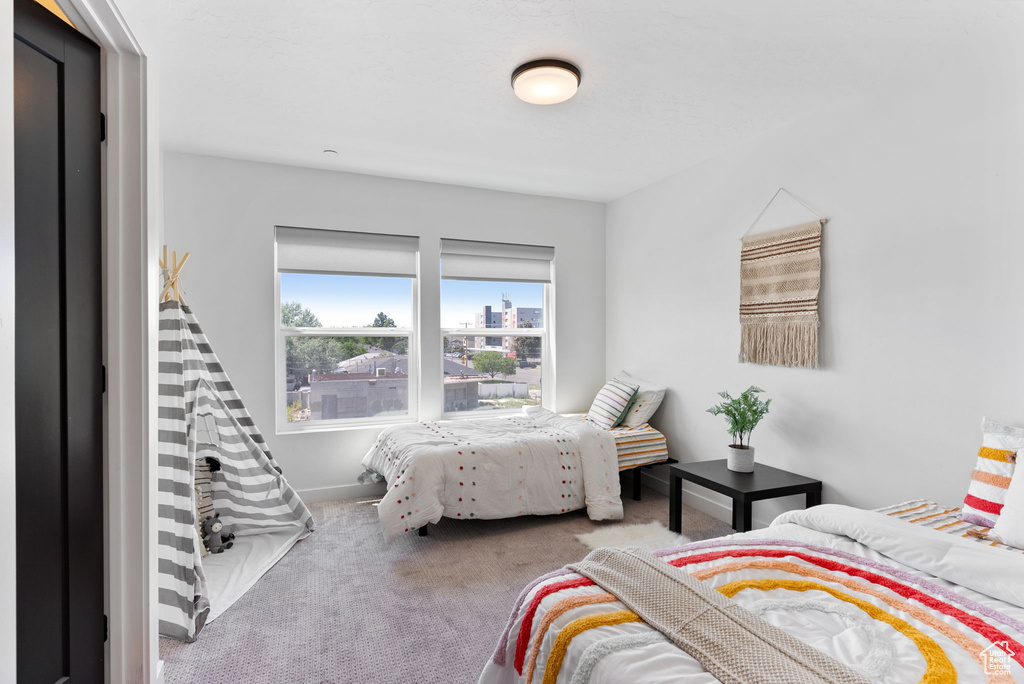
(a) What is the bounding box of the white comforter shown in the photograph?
[481,505,1024,684]
[361,407,622,542]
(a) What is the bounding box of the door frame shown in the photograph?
[1,9,17,684]
[62,2,161,683]
[4,2,159,683]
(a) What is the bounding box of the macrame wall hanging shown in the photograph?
[738,189,827,369]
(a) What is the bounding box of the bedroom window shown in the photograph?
[440,239,553,415]
[275,227,418,432]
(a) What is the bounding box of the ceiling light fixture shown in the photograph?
[511,59,581,105]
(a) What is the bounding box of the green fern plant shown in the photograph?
[706,386,771,448]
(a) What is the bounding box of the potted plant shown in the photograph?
[706,386,771,472]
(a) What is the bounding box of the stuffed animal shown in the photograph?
[201,512,235,554]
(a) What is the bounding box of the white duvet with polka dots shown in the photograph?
[361,407,623,542]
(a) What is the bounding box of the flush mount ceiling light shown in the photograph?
[511,59,582,105]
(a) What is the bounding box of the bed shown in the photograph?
[480,502,1024,684]
[360,407,628,541]
[605,422,669,470]
[569,416,671,502]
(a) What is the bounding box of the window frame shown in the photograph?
[439,282,553,419]
[274,271,419,434]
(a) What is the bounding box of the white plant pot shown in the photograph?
[727,445,755,473]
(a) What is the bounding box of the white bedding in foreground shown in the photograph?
[361,407,622,542]
[481,504,1024,684]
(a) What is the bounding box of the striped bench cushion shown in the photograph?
[609,423,669,470]
[876,499,1024,554]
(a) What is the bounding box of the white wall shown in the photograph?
[1,3,18,680]
[163,153,606,499]
[609,32,1024,527]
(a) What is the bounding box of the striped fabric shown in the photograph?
[158,301,314,642]
[960,418,1023,527]
[963,447,1017,527]
[608,423,669,470]
[875,500,1024,553]
[491,533,1024,683]
[567,548,871,684]
[586,379,638,429]
[614,371,667,428]
[739,220,822,368]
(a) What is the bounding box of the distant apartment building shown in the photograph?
[475,305,503,348]
[473,295,542,353]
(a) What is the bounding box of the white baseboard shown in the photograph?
[639,471,775,530]
[297,481,387,504]
[155,659,165,684]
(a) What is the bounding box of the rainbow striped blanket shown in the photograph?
[481,505,1024,684]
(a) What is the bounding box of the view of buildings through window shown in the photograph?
[441,280,544,414]
[281,274,545,425]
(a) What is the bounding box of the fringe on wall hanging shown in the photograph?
[739,219,823,368]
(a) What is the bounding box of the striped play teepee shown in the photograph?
[156,298,314,641]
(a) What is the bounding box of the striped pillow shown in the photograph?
[961,418,1023,527]
[587,378,639,429]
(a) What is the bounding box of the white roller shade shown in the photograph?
[276,226,418,278]
[440,238,554,283]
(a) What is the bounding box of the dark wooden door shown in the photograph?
[14,1,104,682]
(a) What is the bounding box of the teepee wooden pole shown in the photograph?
[174,252,189,305]
[159,245,190,304]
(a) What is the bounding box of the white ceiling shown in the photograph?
[133,0,1020,201]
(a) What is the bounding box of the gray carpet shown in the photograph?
[159,485,731,684]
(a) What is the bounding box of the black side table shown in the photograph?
[669,459,822,533]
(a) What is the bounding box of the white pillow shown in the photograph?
[614,370,667,427]
[993,464,1024,549]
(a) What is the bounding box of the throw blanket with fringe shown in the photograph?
[739,220,822,368]
[568,547,869,684]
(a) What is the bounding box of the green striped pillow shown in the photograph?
[587,378,639,429]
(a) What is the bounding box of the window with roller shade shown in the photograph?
[440,239,553,415]
[275,226,418,430]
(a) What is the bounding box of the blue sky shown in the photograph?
[280,273,542,328]
[281,273,413,327]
